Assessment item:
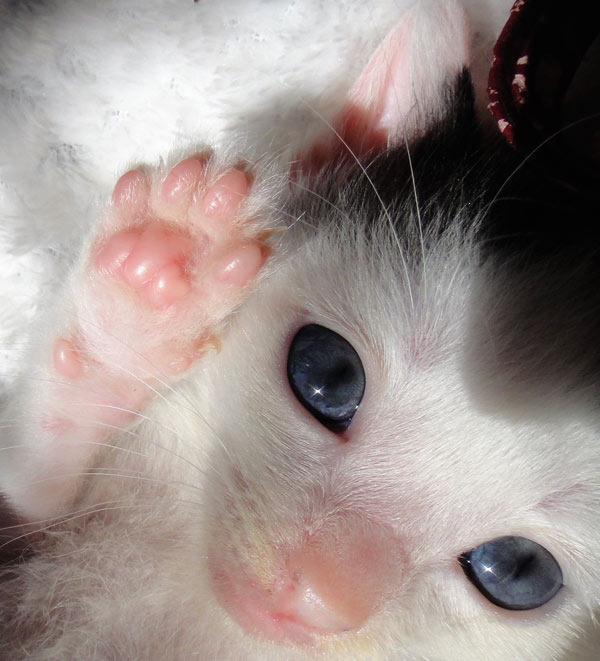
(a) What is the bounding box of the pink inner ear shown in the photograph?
[295,1,469,174]
[297,19,416,172]
[340,17,415,154]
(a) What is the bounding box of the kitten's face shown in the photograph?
[198,223,600,658]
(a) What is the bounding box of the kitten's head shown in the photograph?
[199,1,600,658]
[3,2,597,659]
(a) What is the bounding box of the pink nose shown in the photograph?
[212,520,400,644]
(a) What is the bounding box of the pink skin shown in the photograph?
[161,157,206,202]
[111,169,149,206]
[96,224,193,309]
[94,158,261,310]
[109,169,150,228]
[53,338,84,380]
[213,243,265,285]
[212,522,400,644]
[17,156,268,521]
[202,169,249,216]
[96,161,260,308]
[95,156,264,379]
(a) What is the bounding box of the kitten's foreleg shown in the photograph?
[1,157,268,520]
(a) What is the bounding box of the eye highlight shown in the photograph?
[286,324,365,433]
[458,536,563,611]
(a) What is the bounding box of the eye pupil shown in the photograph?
[324,361,355,393]
[287,324,365,432]
[513,554,535,580]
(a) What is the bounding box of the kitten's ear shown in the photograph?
[344,0,469,148]
[300,0,470,170]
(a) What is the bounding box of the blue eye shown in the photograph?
[458,536,563,610]
[287,324,365,433]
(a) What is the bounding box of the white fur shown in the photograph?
[2,1,599,659]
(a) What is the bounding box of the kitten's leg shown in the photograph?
[1,157,268,520]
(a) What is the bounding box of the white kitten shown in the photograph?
[1,1,598,659]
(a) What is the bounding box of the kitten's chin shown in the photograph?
[209,520,402,645]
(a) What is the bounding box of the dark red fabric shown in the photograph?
[488,0,600,198]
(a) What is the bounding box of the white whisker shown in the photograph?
[57,319,238,466]
[73,418,221,479]
[0,499,131,534]
[485,112,600,217]
[295,97,414,296]
[69,400,235,471]
[289,179,352,224]
[23,469,204,495]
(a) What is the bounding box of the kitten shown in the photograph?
[1,1,598,659]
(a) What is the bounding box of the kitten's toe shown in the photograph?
[95,158,265,312]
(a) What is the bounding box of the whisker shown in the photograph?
[74,418,220,479]
[289,179,352,224]
[0,501,145,551]
[0,372,134,401]
[404,138,426,303]
[0,499,134,535]
[22,469,205,495]
[0,491,209,544]
[0,442,37,451]
[258,195,318,229]
[364,2,421,312]
[485,112,600,217]
[53,318,238,466]
[1,358,235,470]
[295,96,414,295]
[0,422,205,479]
[69,400,234,471]
[35,497,207,559]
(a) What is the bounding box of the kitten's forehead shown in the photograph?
[230,225,600,543]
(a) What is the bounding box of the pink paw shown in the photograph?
[95,224,193,309]
[55,157,268,383]
[95,158,264,310]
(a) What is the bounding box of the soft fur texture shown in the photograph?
[1,1,599,659]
